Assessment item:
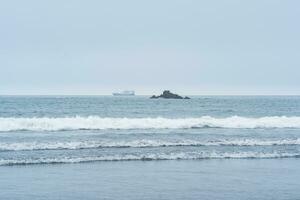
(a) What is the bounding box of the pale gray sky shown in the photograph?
[0,0,299,95]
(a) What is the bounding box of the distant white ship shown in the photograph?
[112,90,135,96]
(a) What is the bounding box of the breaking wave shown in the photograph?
[1,138,300,151]
[1,116,300,132]
[1,152,299,166]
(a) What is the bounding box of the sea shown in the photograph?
[0,95,300,200]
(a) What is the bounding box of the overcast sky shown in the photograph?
[0,0,299,95]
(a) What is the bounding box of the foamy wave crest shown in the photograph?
[1,116,300,132]
[1,152,299,165]
[1,138,300,151]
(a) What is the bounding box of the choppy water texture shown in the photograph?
[1,96,300,165]
[1,96,300,199]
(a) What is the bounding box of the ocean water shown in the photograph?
[1,95,300,199]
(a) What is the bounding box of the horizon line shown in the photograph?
[1,93,300,96]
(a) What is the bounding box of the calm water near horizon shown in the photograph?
[0,95,300,199]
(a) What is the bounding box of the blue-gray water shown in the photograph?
[0,96,300,199]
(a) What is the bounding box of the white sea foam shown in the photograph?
[0,116,300,132]
[1,138,300,151]
[0,152,299,165]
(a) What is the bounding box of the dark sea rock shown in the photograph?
[150,95,159,99]
[150,90,190,99]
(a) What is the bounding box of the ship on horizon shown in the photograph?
[112,90,135,96]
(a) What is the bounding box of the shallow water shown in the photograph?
[1,159,300,200]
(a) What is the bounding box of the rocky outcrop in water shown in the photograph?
[150,90,190,99]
